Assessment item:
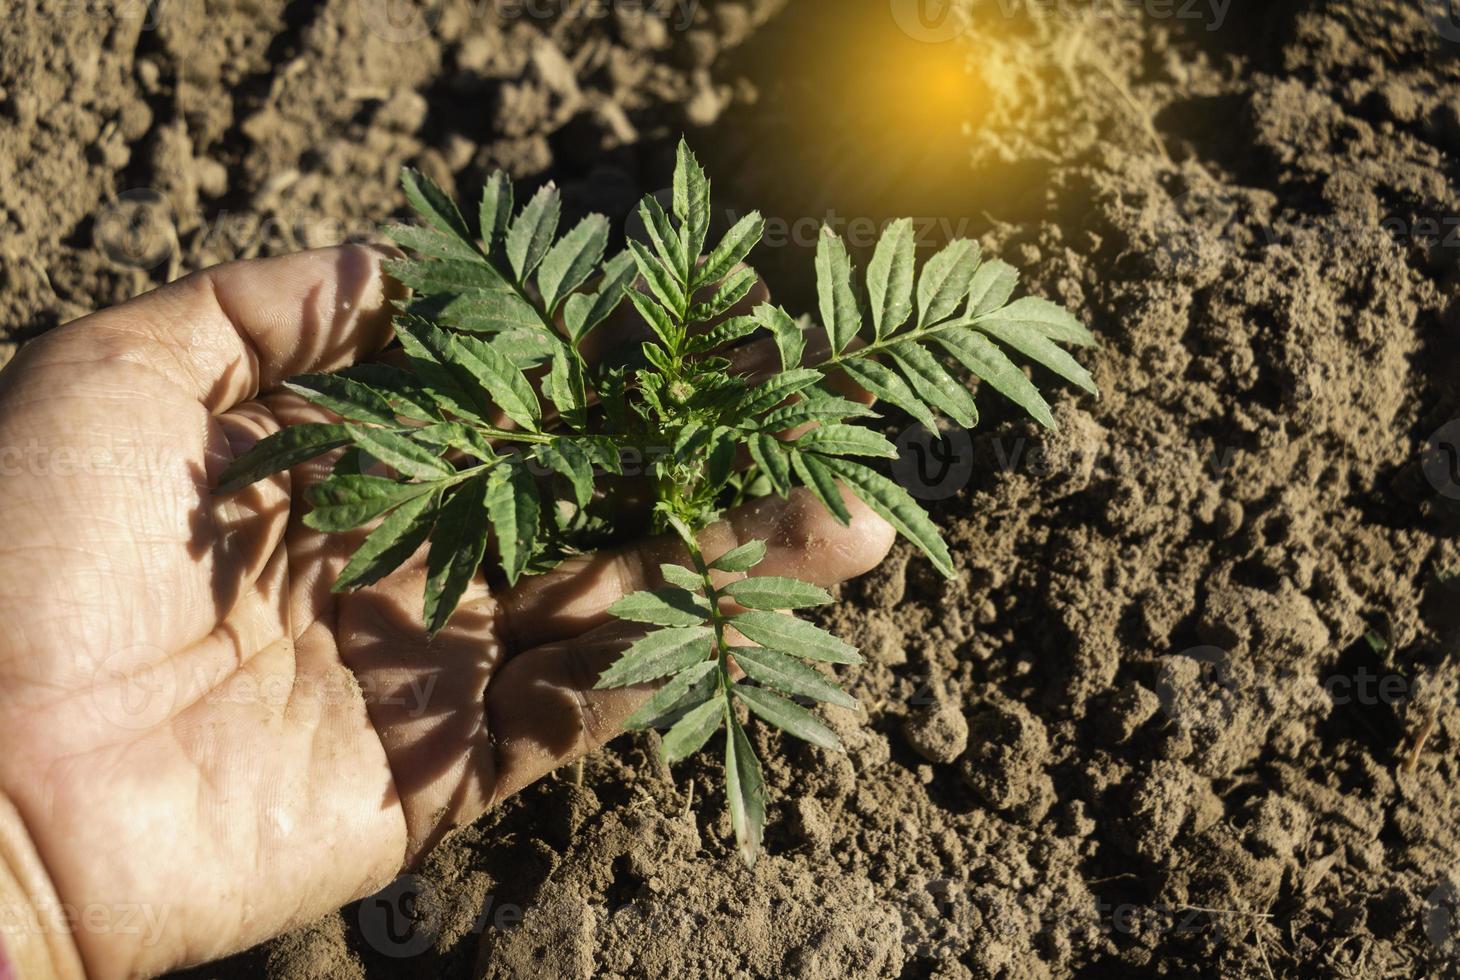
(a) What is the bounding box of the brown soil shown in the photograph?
[6,0,1460,977]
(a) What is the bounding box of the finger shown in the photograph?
[205,388,369,634]
[484,616,789,802]
[11,245,406,413]
[333,570,505,864]
[498,485,896,652]
[484,619,651,803]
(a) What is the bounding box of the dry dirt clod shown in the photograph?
[1098,681,1162,744]
[960,700,1055,823]
[901,698,969,765]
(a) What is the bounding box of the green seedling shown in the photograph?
[218,139,1097,865]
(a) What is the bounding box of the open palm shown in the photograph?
[0,246,893,979]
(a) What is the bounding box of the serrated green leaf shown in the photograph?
[565,250,635,344]
[537,214,610,314]
[887,343,978,428]
[710,540,767,573]
[671,419,709,460]
[595,626,714,689]
[660,563,705,591]
[729,610,861,664]
[284,374,397,426]
[694,211,764,290]
[546,342,588,431]
[479,172,514,248]
[392,314,495,421]
[641,342,676,378]
[628,290,678,350]
[505,183,561,281]
[727,646,856,709]
[965,259,1018,317]
[688,266,757,322]
[790,450,852,525]
[981,295,1097,347]
[485,462,540,586]
[383,222,482,263]
[794,424,897,459]
[346,426,454,481]
[975,317,1099,395]
[424,476,490,635]
[816,227,862,356]
[838,358,937,431]
[818,456,954,578]
[705,427,738,488]
[401,168,472,243]
[661,698,725,764]
[738,368,825,415]
[733,684,842,751]
[335,364,443,423]
[217,422,352,493]
[481,327,557,369]
[628,240,686,320]
[384,257,511,296]
[639,195,688,283]
[632,659,720,730]
[918,238,981,328]
[412,422,497,460]
[685,316,760,355]
[868,217,916,339]
[334,488,440,593]
[761,396,878,432]
[673,139,711,264]
[609,588,712,628]
[752,303,806,372]
[533,441,594,508]
[574,435,622,475]
[304,475,438,532]
[723,576,832,610]
[933,328,1055,429]
[623,660,718,730]
[748,435,791,496]
[725,712,765,868]
[427,288,542,335]
[452,335,543,431]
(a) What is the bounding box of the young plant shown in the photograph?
[218,140,1097,866]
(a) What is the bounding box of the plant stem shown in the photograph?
[822,315,977,367]
[668,516,733,700]
[470,424,556,445]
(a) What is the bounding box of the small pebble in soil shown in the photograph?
[902,698,969,765]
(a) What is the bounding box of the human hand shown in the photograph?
[0,246,894,978]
